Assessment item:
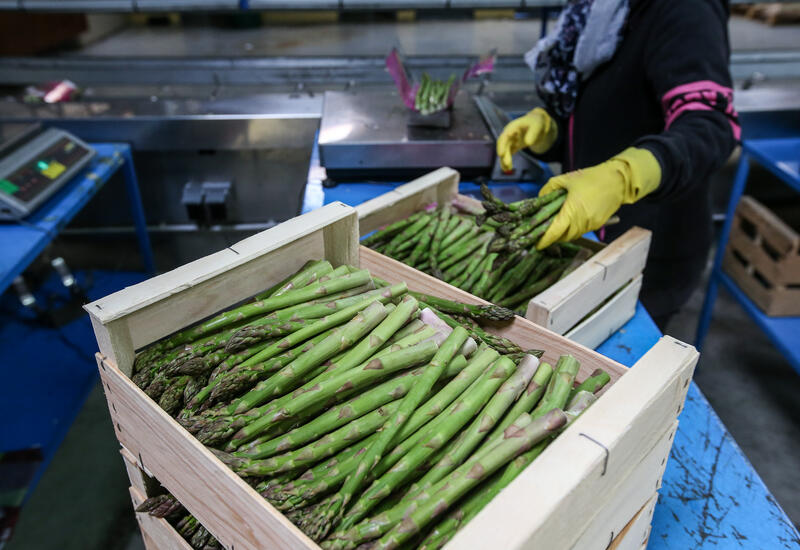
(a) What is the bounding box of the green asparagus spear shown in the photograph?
[407,212,438,268]
[257,260,334,300]
[531,355,580,418]
[410,292,514,323]
[384,216,431,257]
[569,368,611,401]
[495,261,569,308]
[362,213,423,248]
[223,301,390,411]
[306,328,469,540]
[409,354,540,497]
[429,207,452,278]
[152,270,372,352]
[335,357,517,533]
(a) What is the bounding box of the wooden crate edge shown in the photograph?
[569,419,675,550]
[607,493,658,550]
[448,336,696,550]
[359,245,629,383]
[86,202,358,323]
[87,203,359,376]
[356,167,460,235]
[564,274,643,349]
[98,354,319,550]
[129,486,194,550]
[527,226,651,334]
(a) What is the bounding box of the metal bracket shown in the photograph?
[579,432,610,476]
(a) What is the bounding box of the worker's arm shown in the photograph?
[634,0,739,203]
[538,0,738,248]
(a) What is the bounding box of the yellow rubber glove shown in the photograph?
[496,107,558,172]
[537,147,662,250]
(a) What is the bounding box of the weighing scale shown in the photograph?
[0,124,96,221]
[318,90,544,183]
[319,90,494,181]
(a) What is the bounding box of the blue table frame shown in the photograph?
[695,138,800,375]
[306,177,800,548]
[1,142,153,502]
[0,142,155,296]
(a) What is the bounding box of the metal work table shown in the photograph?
[696,137,800,377]
[304,177,800,548]
[0,142,154,294]
[0,142,153,501]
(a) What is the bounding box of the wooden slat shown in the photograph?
[98,354,318,550]
[85,202,358,375]
[527,227,651,335]
[565,274,643,349]
[356,167,459,235]
[730,224,800,285]
[121,447,152,495]
[446,336,697,550]
[737,195,799,256]
[129,486,193,550]
[723,248,800,316]
[607,494,658,550]
[569,420,675,550]
[360,246,628,384]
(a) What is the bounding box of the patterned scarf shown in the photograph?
[525,0,630,117]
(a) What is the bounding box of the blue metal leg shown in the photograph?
[119,145,156,274]
[540,8,551,38]
[695,151,750,349]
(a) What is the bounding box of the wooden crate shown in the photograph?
[722,195,800,316]
[743,3,800,25]
[122,449,657,550]
[355,167,652,343]
[86,201,696,550]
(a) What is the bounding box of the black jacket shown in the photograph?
[545,0,738,317]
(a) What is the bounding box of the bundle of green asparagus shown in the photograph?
[130,260,611,549]
[136,493,221,550]
[363,184,593,315]
[415,73,456,116]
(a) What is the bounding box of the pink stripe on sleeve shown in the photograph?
[661,80,740,140]
[662,80,734,103]
[665,102,713,128]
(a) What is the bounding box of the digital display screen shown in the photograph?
[2,137,90,203]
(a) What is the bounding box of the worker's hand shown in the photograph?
[496,107,558,172]
[537,147,662,249]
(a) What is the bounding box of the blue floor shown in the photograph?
[0,269,147,501]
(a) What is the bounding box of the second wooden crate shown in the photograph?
[356,167,652,346]
[722,195,800,316]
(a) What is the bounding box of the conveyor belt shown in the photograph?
[2,51,800,91]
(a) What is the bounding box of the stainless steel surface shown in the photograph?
[71,137,315,227]
[318,89,493,175]
[473,94,544,181]
[0,122,41,157]
[0,56,532,86]
[1,51,798,100]
[0,95,321,151]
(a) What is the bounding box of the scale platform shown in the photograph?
[319,90,494,181]
[0,124,95,221]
